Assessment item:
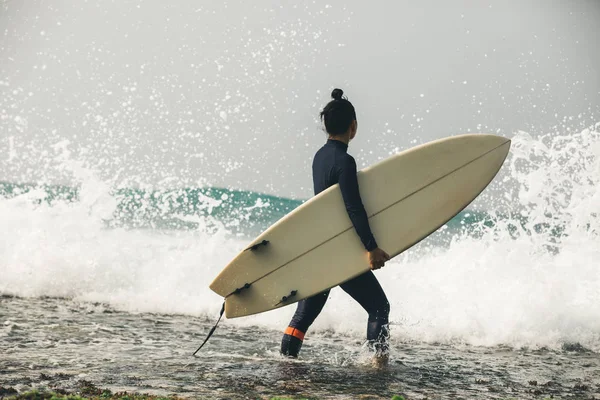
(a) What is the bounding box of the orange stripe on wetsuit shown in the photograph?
[284,326,305,341]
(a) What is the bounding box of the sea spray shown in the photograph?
[1,124,599,351]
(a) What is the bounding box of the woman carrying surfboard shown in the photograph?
[280,89,392,365]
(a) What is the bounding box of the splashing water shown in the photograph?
[1,124,599,352]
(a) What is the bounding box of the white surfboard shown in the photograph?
[210,134,511,318]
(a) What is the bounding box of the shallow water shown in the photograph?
[2,295,599,399]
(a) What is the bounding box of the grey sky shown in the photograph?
[1,0,599,198]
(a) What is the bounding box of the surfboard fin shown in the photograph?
[244,239,269,252]
[275,290,298,306]
[229,282,251,297]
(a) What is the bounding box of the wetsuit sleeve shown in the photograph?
[338,156,378,252]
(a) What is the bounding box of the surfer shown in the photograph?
[281,88,391,365]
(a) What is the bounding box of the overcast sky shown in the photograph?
[1,0,599,198]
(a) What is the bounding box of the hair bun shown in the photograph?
[331,88,344,100]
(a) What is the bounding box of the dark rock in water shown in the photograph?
[77,379,104,396]
[0,387,18,396]
[562,342,590,353]
[541,380,561,388]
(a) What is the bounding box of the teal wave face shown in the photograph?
[112,186,304,235]
[0,181,302,236]
[0,181,508,239]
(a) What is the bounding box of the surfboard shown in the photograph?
[210,134,511,318]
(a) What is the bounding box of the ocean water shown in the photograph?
[1,125,600,399]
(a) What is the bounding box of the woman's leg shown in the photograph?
[280,290,330,357]
[339,271,390,354]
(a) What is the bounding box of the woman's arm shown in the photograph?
[337,156,378,251]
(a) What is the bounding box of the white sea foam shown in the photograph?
[1,124,599,351]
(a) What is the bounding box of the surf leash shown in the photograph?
[192,283,252,356]
[192,302,224,356]
[194,239,269,355]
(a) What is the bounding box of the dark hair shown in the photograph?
[320,88,357,136]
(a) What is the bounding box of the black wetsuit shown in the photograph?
[281,139,390,357]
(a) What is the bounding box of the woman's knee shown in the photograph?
[368,298,390,322]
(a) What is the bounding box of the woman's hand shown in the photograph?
[368,248,391,270]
